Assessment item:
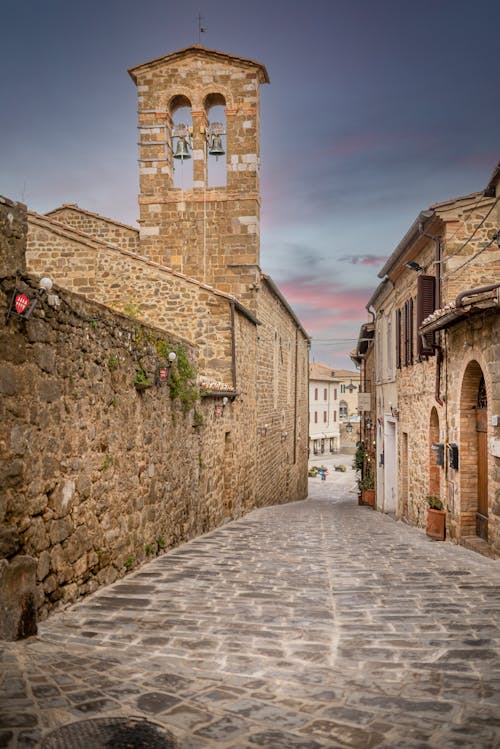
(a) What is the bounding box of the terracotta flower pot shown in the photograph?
[426,508,446,540]
[361,488,375,507]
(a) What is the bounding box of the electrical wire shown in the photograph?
[443,196,499,263]
[447,230,500,276]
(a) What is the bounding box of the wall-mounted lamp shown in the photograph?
[215,395,230,417]
[345,421,353,433]
[390,405,400,419]
[404,261,424,272]
[6,276,55,321]
[155,351,177,385]
[258,423,270,436]
[281,431,288,442]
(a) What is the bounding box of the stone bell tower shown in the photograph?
[128,45,269,302]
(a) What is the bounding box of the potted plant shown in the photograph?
[425,496,446,540]
[358,475,375,507]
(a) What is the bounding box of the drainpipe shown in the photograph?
[418,226,443,404]
[366,304,376,323]
[434,344,444,406]
[456,282,500,308]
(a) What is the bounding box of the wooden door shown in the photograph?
[476,377,488,540]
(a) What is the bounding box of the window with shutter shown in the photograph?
[404,298,414,366]
[417,275,436,357]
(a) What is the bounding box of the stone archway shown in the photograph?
[429,407,441,498]
[459,360,489,542]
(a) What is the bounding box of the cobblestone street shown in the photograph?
[1,465,500,748]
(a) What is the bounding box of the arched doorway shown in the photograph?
[460,361,489,542]
[429,407,440,497]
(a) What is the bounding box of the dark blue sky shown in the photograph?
[2,0,499,366]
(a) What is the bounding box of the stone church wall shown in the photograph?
[27,213,236,384]
[0,198,262,623]
[45,205,140,253]
[254,279,309,507]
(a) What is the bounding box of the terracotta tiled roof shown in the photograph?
[309,362,358,380]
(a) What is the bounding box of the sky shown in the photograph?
[1,0,499,368]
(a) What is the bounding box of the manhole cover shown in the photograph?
[42,717,177,749]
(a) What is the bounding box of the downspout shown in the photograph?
[364,304,376,447]
[418,225,444,405]
[434,344,444,406]
[456,282,500,308]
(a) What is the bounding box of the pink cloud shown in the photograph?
[339,254,387,267]
[280,279,369,310]
[278,279,370,337]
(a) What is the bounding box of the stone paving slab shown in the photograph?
[1,467,500,748]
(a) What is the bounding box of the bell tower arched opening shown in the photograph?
[204,93,227,188]
[170,95,193,189]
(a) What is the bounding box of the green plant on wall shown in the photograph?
[102,453,111,470]
[134,366,152,390]
[123,299,143,319]
[168,344,199,413]
[124,555,135,570]
[353,442,365,473]
[108,354,119,371]
[193,409,204,428]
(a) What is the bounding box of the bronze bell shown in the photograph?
[173,138,191,160]
[208,134,225,157]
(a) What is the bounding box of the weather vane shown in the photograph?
[197,13,206,44]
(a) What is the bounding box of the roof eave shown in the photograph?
[128,44,270,84]
[377,210,434,279]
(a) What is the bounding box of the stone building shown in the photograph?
[308,363,359,454]
[355,161,500,557]
[0,45,309,633]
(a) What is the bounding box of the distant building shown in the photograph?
[309,363,360,454]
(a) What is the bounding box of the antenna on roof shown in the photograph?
[197,13,206,44]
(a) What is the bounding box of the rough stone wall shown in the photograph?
[254,279,309,506]
[0,270,262,620]
[27,213,235,384]
[45,206,140,253]
[0,196,26,276]
[1,198,264,623]
[133,50,264,305]
[440,197,499,301]
[444,314,500,556]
